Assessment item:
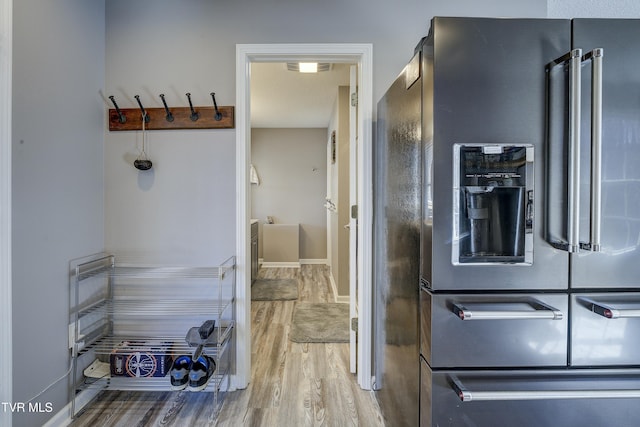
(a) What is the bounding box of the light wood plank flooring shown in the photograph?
[70,265,384,427]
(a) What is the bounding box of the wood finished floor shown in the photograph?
[70,265,384,427]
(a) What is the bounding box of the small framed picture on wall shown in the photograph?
[331,130,336,164]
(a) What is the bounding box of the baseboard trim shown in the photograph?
[300,258,328,265]
[260,261,301,268]
[44,385,103,427]
[328,268,339,303]
[258,259,328,268]
[328,266,349,303]
[44,406,71,427]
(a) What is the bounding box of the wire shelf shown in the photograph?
[70,254,236,420]
[77,326,234,357]
[77,298,233,318]
[78,364,231,393]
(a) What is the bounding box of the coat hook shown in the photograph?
[159,94,174,122]
[108,95,126,124]
[186,93,199,121]
[134,95,150,123]
[210,92,223,121]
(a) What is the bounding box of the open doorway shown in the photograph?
[235,44,373,391]
[249,60,354,367]
[249,61,348,271]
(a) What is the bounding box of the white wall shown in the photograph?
[251,128,328,260]
[12,1,105,425]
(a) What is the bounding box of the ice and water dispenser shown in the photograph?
[453,144,534,265]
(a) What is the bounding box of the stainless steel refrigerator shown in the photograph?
[374,42,423,426]
[374,17,640,427]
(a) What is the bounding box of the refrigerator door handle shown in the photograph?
[581,48,604,252]
[549,48,602,253]
[451,376,640,402]
[452,301,564,321]
[587,300,640,319]
[567,48,583,253]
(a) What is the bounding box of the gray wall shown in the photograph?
[251,128,327,260]
[548,0,640,17]
[12,1,105,425]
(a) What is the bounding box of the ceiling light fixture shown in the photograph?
[298,62,318,73]
[286,63,333,72]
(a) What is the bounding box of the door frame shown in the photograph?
[348,65,358,373]
[0,0,13,423]
[235,43,373,390]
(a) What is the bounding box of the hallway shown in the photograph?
[216,265,384,426]
[70,265,384,426]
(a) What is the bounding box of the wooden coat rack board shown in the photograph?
[108,106,235,131]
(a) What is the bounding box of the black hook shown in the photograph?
[134,95,150,123]
[186,93,199,121]
[108,95,126,124]
[159,94,174,122]
[210,92,223,121]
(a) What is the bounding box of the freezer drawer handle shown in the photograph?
[452,301,563,321]
[588,301,640,319]
[451,377,640,402]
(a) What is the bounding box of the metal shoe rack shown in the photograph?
[68,253,236,419]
